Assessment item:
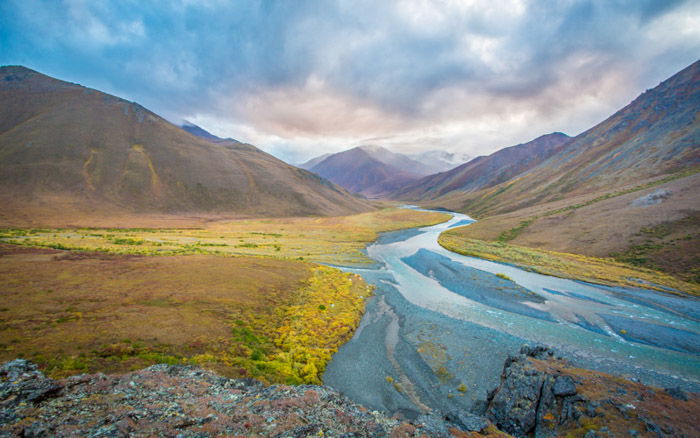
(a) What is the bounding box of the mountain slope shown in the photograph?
[0,66,373,220]
[179,121,235,143]
[394,132,570,201]
[307,147,425,197]
[355,145,436,176]
[422,59,700,216]
[298,153,333,170]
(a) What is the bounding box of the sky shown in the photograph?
[1,0,699,164]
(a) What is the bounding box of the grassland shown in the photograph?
[443,173,700,291]
[494,167,700,244]
[438,232,700,296]
[0,208,449,382]
[0,208,449,266]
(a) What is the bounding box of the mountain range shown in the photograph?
[393,132,571,202]
[0,66,373,223]
[299,145,469,197]
[409,59,700,215]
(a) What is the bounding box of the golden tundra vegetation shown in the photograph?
[0,208,449,383]
[439,168,700,296]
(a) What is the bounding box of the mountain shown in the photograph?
[411,59,700,216]
[298,153,333,170]
[0,66,373,221]
[353,145,437,176]
[394,132,571,201]
[408,150,473,173]
[306,146,425,197]
[179,121,236,143]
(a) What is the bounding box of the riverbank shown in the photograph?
[438,233,700,296]
[324,210,700,423]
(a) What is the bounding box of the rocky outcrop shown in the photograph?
[3,353,697,437]
[0,359,408,437]
[0,359,492,437]
[485,346,586,438]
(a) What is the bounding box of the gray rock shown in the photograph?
[664,386,688,401]
[444,410,488,432]
[631,189,672,207]
[552,375,577,397]
[486,356,546,436]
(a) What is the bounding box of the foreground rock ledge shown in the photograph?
[2,351,697,437]
[0,359,494,437]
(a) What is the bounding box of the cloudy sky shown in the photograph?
[1,0,699,163]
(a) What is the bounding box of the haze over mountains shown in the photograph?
[393,132,571,202]
[300,145,470,198]
[0,66,372,223]
[406,59,700,216]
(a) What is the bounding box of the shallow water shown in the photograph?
[324,209,700,416]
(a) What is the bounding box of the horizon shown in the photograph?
[1,1,699,163]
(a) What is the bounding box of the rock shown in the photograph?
[0,360,62,408]
[0,360,420,437]
[664,386,688,401]
[414,413,452,437]
[552,375,577,397]
[0,359,41,381]
[21,422,50,438]
[444,410,488,432]
[519,344,552,359]
[486,356,546,436]
[631,189,672,207]
[486,351,588,438]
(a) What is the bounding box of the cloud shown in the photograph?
[1,0,699,162]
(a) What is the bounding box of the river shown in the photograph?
[323,209,700,418]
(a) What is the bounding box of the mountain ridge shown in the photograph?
[411,59,700,216]
[0,65,374,221]
[394,132,571,201]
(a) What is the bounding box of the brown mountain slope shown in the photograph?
[435,60,700,284]
[308,147,423,198]
[393,132,570,201]
[0,66,373,222]
[422,59,700,216]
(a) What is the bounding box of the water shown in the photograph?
[324,209,700,416]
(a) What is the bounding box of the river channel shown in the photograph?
[323,209,700,418]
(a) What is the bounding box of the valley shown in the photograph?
[0,208,448,383]
[1,14,699,435]
[326,209,700,420]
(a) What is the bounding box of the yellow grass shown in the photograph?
[0,208,450,266]
[438,232,700,296]
[0,208,448,382]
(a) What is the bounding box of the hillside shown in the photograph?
[0,66,373,223]
[306,146,426,197]
[419,59,700,216]
[394,132,570,201]
[434,59,700,283]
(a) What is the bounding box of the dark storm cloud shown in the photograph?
[1,0,698,162]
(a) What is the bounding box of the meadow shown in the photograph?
[0,208,449,266]
[0,208,449,383]
[438,232,700,296]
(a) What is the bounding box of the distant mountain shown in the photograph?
[408,150,473,173]
[354,145,436,176]
[394,132,570,201]
[179,121,237,143]
[298,153,333,170]
[408,59,700,216]
[306,146,425,197]
[0,66,373,219]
